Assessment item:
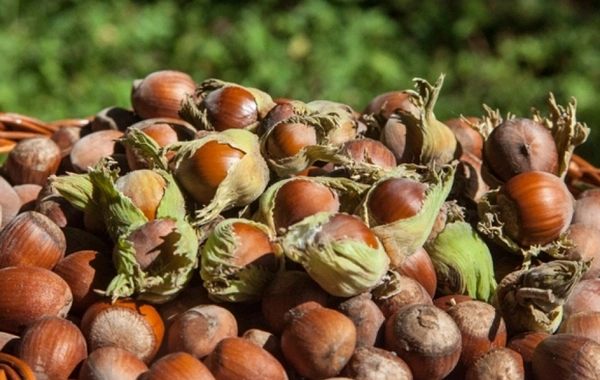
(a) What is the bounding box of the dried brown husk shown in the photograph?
[492,260,590,334]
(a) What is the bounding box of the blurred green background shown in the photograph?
[1,0,599,164]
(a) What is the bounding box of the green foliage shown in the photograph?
[1,0,599,163]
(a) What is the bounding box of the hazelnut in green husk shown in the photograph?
[200,218,284,303]
[276,212,390,297]
[355,163,456,268]
[178,78,276,132]
[259,99,360,178]
[169,128,270,226]
[392,74,459,169]
[255,175,369,235]
[105,216,200,304]
[50,157,187,242]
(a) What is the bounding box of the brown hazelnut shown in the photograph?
[558,310,600,344]
[375,274,433,319]
[464,347,524,380]
[6,137,62,185]
[532,334,600,379]
[341,346,413,380]
[0,175,22,228]
[0,211,66,270]
[394,246,438,298]
[0,266,72,334]
[563,279,600,318]
[204,337,288,380]
[79,346,148,380]
[80,299,164,363]
[140,352,215,380]
[17,316,87,380]
[242,328,284,363]
[166,304,238,359]
[69,129,125,173]
[385,304,461,380]
[337,292,386,348]
[52,250,116,316]
[432,294,473,311]
[35,182,84,229]
[563,223,600,280]
[446,300,507,374]
[131,70,197,120]
[281,302,357,379]
[261,270,329,334]
[12,184,42,213]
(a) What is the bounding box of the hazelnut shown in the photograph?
[532,334,600,379]
[446,300,507,370]
[6,137,62,186]
[204,337,288,380]
[281,302,357,379]
[341,346,413,380]
[337,292,386,348]
[79,346,148,380]
[140,352,215,380]
[385,304,461,380]
[80,299,164,363]
[0,211,66,270]
[166,304,238,359]
[52,250,116,316]
[464,347,524,380]
[0,266,72,334]
[17,316,87,380]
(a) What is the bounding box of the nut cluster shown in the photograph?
[0,70,598,378]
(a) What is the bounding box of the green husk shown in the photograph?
[492,260,590,334]
[200,218,284,303]
[255,176,369,235]
[104,217,200,304]
[48,169,100,216]
[356,163,456,268]
[424,203,497,301]
[277,211,390,297]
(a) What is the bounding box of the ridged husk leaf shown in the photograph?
[424,203,497,302]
